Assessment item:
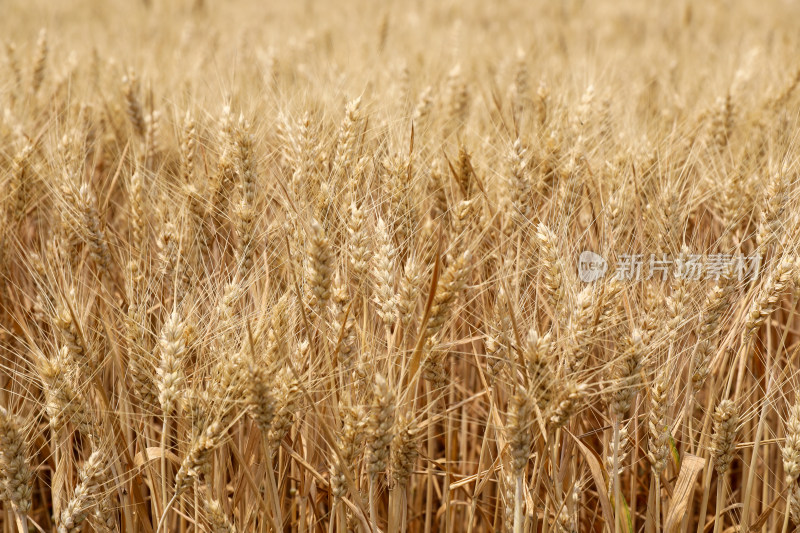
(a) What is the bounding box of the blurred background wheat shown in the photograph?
[2,0,800,532]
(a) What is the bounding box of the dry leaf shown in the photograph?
[664,454,704,533]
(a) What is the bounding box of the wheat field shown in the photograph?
[2,0,800,532]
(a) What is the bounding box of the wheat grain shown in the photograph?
[0,407,33,514]
[783,402,800,483]
[712,399,739,474]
